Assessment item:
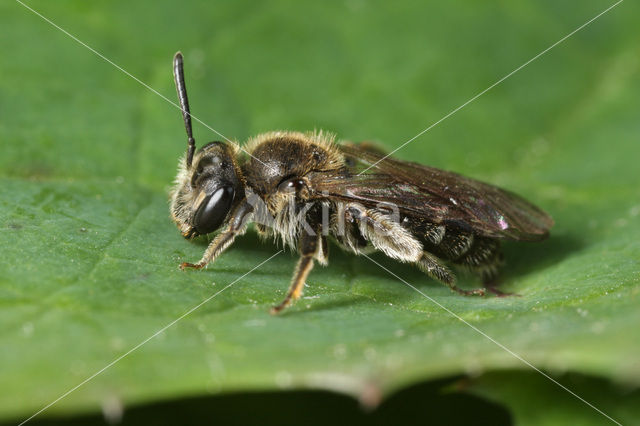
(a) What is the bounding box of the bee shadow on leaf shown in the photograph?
[323,232,584,298]
[184,230,583,309]
[499,233,584,283]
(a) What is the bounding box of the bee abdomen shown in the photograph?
[460,238,504,283]
[430,230,475,260]
[422,227,504,283]
[424,223,446,245]
[455,237,501,267]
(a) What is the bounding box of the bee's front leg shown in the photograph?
[181,200,253,270]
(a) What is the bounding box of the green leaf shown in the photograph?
[1,0,639,423]
[467,371,640,426]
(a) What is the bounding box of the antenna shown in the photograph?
[173,52,196,167]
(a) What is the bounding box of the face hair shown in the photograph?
[173,52,196,167]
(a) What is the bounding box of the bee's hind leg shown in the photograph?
[416,252,485,296]
[473,263,518,298]
[461,239,511,297]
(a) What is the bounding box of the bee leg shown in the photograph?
[316,235,329,266]
[483,273,520,297]
[416,252,485,296]
[459,239,507,296]
[269,253,314,314]
[180,201,253,270]
[179,230,237,270]
[486,283,517,297]
[271,215,322,314]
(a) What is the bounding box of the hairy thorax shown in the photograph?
[241,131,344,199]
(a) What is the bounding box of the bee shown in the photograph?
[169,52,554,314]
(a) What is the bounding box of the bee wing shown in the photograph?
[311,143,553,241]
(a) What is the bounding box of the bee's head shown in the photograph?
[169,52,243,239]
[170,142,243,238]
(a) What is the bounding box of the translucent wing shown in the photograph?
[310,143,553,241]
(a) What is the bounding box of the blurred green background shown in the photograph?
[1,1,639,425]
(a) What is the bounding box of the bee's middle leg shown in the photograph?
[271,204,325,314]
[270,232,323,314]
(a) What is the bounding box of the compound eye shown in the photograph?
[193,186,234,235]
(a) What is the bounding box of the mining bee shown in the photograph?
[169,52,554,314]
